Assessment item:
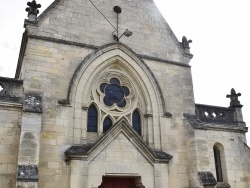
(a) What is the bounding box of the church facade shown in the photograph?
[0,0,249,188]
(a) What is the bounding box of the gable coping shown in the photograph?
[65,117,173,164]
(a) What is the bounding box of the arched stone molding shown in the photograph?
[70,43,166,146]
[68,43,165,113]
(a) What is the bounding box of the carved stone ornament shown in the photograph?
[163,111,172,118]
[198,171,217,186]
[23,94,42,113]
[226,88,242,108]
[183,113,206,129]
[25,0,41,17]
[181,36,192,49]
[17,165,38,182]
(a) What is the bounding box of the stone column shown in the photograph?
[16,94,42,188]
[145,113,154,148]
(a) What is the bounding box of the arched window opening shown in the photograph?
[132,110,141,136]
[214,145,223,182]
[87,104,98,132]
[103,117,113,133]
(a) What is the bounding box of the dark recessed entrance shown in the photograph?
[99,177,137,188]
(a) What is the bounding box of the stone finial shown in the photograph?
[226,88,242,108]
[25,0,41,21]
[181,36,192,50]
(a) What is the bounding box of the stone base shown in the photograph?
[16,182,38,188]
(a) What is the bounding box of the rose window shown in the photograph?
[100,78,129,108]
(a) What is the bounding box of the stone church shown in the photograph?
[0,0,249,187]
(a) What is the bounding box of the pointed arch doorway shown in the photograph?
[98,176,144,188]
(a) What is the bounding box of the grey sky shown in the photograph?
[1,0,250,143]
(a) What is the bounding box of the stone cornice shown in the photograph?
[15,33,191,79]
[0,101,23,109]
[138,54,191,68]
[0,77,23,84]
[28,35,191,67]
[206,124,248,133]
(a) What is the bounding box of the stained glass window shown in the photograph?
[103,117,113,133]
[100,78,129,107]
[87,104,98,132]
[132,110,141,136]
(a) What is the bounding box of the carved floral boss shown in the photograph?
[100,78,129,108]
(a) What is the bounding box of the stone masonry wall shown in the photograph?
[207,130,250,188]
[28,0,187,63]
[193,128,250,188]
[20,37,194,187]
[0,106,21,188]
[16,0,197,187]
[19,38,93,187]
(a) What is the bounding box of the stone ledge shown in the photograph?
[0,77,23,84]
[217,182,231,188]
[183,113,206,129]
[0,101,23,108]
[0,96,23,104]
[154,150,173,160]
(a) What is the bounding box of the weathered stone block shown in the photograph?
[23,94,42,113]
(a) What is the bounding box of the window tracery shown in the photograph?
[86,64,146,137]
[103,117,113,133]
[100,78,129,108]
[87,104,98,132]
[132,110,141,135]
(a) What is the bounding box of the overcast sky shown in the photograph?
[0,0,249,143]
